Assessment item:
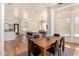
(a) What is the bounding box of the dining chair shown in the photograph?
[61,37,65,52]
[54,33,60,37]
[47,40,59,56]
[33,35,39,38]
[28,39,41,56]
[59,37,65,55]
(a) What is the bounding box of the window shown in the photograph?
[62,18,70,36]
[56,17,70,36]
[56,9,79,38]
[74,16,79,37]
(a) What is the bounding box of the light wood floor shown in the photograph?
[65,42,79,56]
[4,35,79,56]
[4,35,28,56]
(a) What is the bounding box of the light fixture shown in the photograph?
[58,3,63,4]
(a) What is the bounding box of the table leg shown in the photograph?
[41,48,47,56]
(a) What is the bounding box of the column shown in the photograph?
[0,3,4,56]
[70,9,74,42]
[47,7,55,36]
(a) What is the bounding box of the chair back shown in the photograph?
[54,40,59,53]
[28,39,36,55]
[33,35,39,38]
[59,37,65,52]
[54,33,60,37]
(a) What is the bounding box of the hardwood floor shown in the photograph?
[4,35,28,56]
[65,42,79,56]
[66,42,79,48]
[4,35,79,56]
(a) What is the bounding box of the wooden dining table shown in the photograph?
[31,36,61,56]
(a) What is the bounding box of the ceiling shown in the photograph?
[5,3,79,18]
[6,3,74,10]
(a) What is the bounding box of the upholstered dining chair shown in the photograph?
[59,37,65,55]
[47,40,59,56]
[33,35,39,38]
[28,39,41,56]
[61,37,65,52]
[54,33,60,37]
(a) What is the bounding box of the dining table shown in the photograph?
[31,36,62,56]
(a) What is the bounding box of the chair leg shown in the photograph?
[58,49,61,56]
[62,46,65,53]
[28,50,31,56]
[48,52,51,56]
[53,54,55,56]
[48,52,52,56]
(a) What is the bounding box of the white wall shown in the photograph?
[5,4,47,34]
[23,10,41,32]
[0,3,4,56]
